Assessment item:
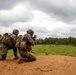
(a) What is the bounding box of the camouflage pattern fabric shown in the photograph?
[0,29,19,60]
[19,50,36,62]
[0,44,8,59]
[0,41,18,59]
[18,29,36,63]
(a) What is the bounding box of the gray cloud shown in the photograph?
[0,0,25,9]
[0,1,34,27]
[0,23,11,27]
[28,0,76,23]
[0,0,76,38]
[1,0,76,23]
[0,12,33,27]
[51,26,76,38]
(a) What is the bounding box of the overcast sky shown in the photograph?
[0,0,76,39]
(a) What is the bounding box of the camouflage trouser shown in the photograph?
[0,44,8,59]
[0,45,2,55]
[18,50,36,63]
[0,44,18,59]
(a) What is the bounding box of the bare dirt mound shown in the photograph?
[0,55,76,75]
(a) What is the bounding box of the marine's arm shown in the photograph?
[26,34,35,46]
[32,35,36,41]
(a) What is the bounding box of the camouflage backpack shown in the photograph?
[20,35,27,50]
[15,35,27,50]
[15,35,22,48]
[1,33,13,47]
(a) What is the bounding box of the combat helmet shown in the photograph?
[27,29,34,35]
[12,29,19,35]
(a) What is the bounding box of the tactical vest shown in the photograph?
[15,36,22,48]
[15,35,27,50]
[1,33,13,47]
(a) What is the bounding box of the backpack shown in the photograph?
[1,33,13,47]
[15,35,22,48]
[15,35,27,50]
[20,35,27,50]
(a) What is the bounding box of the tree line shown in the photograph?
[36,37,76,45]
[0,34,76,45]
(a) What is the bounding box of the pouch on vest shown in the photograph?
[15,36,21,48]
[20,36,27,50]
[1,34,13,47]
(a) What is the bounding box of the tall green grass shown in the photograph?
[31,45,76,57]
[7,45,76,57]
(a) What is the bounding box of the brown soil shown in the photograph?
[0,55,76,75]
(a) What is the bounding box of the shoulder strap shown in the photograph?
[21,35,25,41]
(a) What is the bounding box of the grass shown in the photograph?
[31,45,76,56]
[7,44,76,57]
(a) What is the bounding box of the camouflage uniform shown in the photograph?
[0,29,19,60]
[18,29,36,63]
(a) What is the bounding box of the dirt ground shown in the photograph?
[0,55,76,75]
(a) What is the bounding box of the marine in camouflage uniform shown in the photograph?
[18,29,36,63]
[0,29,19,60]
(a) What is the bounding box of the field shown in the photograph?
[0,45,76,75]
[7,45,76,57]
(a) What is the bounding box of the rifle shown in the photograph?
[32,35,36,41]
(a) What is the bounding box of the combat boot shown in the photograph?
[0,56,5,60]
[18,56,24,64]
[14,56,19,60]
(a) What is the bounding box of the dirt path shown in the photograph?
[0,55,76,75]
